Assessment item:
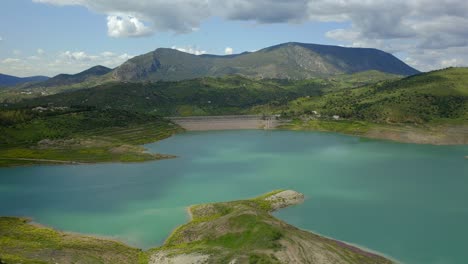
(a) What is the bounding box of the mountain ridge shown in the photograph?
[23,65,112,89]
[0,74,49,87]
[109,42,419,82]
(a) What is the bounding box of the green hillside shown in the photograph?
[0,108,181,167]
[279,67,468,124]
[11,72,399,116]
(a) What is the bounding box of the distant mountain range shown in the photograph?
[109,42,419,82]
[21,65,112,89]
[0,74,49,87]
[7,42,420,90]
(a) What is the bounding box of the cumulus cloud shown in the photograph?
[224,47,234,55]
[33,0,468,70]
[60,50,99,61]
[37,48,45,55]
[171,46,206,55]
[107,15,152,38]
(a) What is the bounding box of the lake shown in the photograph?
[0,130,467,264]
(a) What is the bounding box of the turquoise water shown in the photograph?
[0,130,467,264]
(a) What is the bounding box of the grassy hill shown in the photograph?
[0,108,181,167]
[270,67,468,144]
[0,217,144,264]
[109,42,417,82]
[150,190,393,264]
[279,67,468,123]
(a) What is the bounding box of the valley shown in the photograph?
[0,41,467,264]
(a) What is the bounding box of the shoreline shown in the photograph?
[1,120,465,168]
[0,190,395,263]
[171,116,467,145]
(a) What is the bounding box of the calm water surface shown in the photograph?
[0,130,467,264]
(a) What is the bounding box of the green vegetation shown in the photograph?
[0,108,182,167]
[0,217,143,264]
[266,67,467,144]
[278,67,468,123]
[8,72,399,115]
[148,190,392,264]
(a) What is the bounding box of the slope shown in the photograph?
[22,65,112,90]
[109,42,418,82]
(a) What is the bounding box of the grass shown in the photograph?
[0,217,142,264]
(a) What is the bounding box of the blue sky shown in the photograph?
[1,0,467,76]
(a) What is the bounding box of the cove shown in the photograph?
[0,130,467,264]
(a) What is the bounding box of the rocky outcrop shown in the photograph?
[265,190,305,210]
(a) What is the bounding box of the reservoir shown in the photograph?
[0,130,467,264]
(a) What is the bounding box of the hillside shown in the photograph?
[0,108,181,167]
[274,67,468,144]
[21,65,112,91]
[13,72,399,116]
[0,190,393,264]
[109,42,418,82]
[280,67,468,123]
[0,74,49,87]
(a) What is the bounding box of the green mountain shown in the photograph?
[281,67,468,124]
[109,42,419,82]
[0,74,49,87]
[23,65,111,89]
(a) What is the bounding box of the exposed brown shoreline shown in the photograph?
[170,115,468,145]
[169,115,280,130]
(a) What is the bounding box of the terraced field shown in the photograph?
[0,109,183,167]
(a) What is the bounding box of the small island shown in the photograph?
[0,190,393,264]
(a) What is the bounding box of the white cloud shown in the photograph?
[224,47,234,55]
[107,15,152,38]
[100,51,115,57]
[0,50,133,77]
[2,58,22,64]
[171,46,206,55]
[30,0,468,70]
[13,49,21,55]
[37,48,45,55]
[60,50,99,61]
